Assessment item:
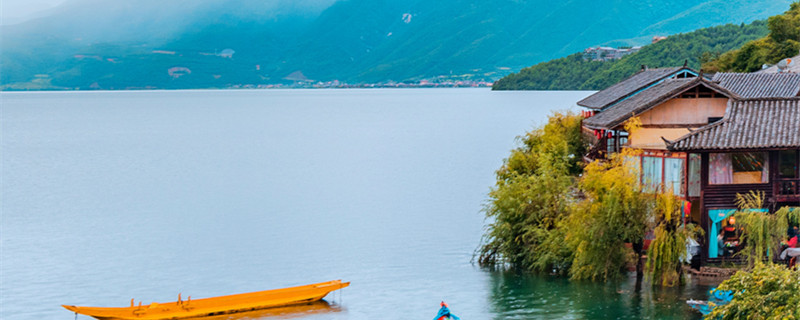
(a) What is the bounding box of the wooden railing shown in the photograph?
[583,141,606,161]
[705,183,772,208]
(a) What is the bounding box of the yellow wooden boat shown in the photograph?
[62,280,349,320]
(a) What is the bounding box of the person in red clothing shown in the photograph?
[784,225,798,248]
[718,216,741,257]
[780,225,799,267]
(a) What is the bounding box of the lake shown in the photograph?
[0,88,710,319]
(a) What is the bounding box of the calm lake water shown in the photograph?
[1,88,710,320]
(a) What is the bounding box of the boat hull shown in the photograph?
[62,280,349,320]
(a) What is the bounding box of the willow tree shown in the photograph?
[566,148,653,281]
[646,192,702,286]
[733,191,800,267]
[476,112,586,272]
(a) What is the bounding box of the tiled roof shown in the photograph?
[582,78,736,130]
[669,98,800,151]
[757,54,800,74]
[712,72,800,98]
[577,67,688,110]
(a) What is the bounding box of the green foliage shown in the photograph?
[479,115,706,284]
[492,53,610,90]
[704,2,800,72]
[476,112,587,271]
[493,21,769,90]
[646,192,703,286]
[732,191,798,267]
[704,263,800,320]
[566,150,653,281]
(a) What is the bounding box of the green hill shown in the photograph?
[492,21,770,90]
[703,2,800,72]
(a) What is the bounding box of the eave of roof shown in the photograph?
[577,67,696,110]
[712,72,800,98]
[582,77,739,130]
[668,98,800,151]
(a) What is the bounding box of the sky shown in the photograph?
[1,0,67,25]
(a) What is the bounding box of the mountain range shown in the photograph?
[0,0,793,90]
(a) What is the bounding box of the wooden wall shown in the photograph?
[639,98,728,126]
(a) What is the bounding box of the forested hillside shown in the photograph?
[492,22,769,90]
[703,2,800,72]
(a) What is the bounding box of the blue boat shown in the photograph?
[687,288,734,315]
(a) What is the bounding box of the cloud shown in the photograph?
[1,0,68,25]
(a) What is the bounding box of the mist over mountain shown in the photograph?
[0,0,792,89]
[4,0,335,43]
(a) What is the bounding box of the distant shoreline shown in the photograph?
[1,84,500,93]
[1,82,495,92]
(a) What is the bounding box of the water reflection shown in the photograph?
[196,301,341,320]
[486,271,710,319]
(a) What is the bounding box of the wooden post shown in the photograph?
[770,151,779,211]
[700,152,709,264]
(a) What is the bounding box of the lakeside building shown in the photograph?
[668,98,800,262]
[582,46,642,61]
[579,66,800,264]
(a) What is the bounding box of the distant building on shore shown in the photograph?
[652,36,668,43]
[582,46,642,62]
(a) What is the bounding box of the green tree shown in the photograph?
[479,115,705,285]
[733,191,800,267]
[476,112,587,271]
[704,2,800,72]
[646,192,703,286]
[704,263,800,320]
[566,149,653,281]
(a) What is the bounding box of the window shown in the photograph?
[679,85,719,98]
[638,156,685,195]
[709,152,769,184]
[779,150,798,178]
[688,154,701,197]
[665,158,684,196]
[642,156,663,192]
[605,131,629,155]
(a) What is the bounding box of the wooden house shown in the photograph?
[668,98,800,262]
[578,66,698,159]
[582,74,736,198]
[579,68,800,264]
